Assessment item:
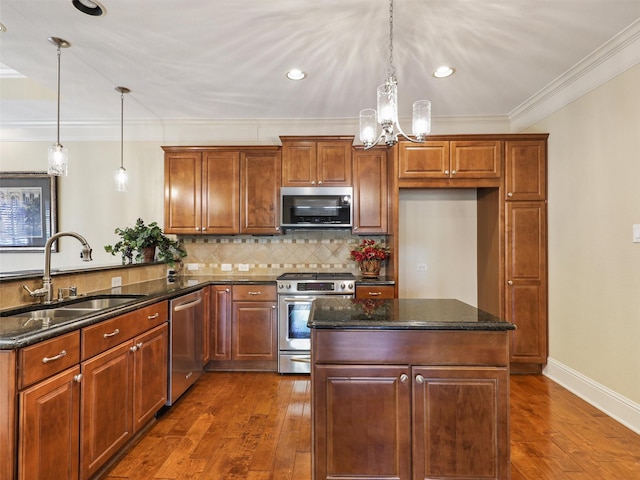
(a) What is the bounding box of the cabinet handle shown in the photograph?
[73,374,82,383]
[451,170,456,175]
[173,298,202,312]
[444,170,449,175]
[136,342,143,349]
[353,226,358,231]
[225,289,230,292]
[400,374,408,383]
[42,350,66,364]
[318,180,323,185]
[368,291,381,296]
[147,312,160,320]
[415,374,425,384]
[248,291,262,296]
[103,328,120,339]
[507,192,513,197]
[130,345,138,352]
[507,280,513,285]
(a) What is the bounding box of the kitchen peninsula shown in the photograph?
[309,298,515,480]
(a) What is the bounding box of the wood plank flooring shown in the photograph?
[104,372,640,480]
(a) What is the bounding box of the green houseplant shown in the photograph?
[104,218,187,266]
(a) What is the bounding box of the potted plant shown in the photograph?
[348,239,391,278]
[104,218,187,267]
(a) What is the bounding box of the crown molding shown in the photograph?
[510,18,640,132]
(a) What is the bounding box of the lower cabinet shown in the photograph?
[312,329,511,480]
[14,301,168,480]
[207,284,277,371]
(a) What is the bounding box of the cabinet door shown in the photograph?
[505,202,547,364]
[19,366,80,480]
[504,140,546,201]
[352,147,388,234]
[313,365,411,480]
[240,151,282,234]
[412,366,510,480]
[209,285,232,361]
[132,324,168,433]
[231,301,277,361]
[164,151,203,234]
[81,341,133,479]
[282,141,316,186]
[317,141,352,186]
[398,141,449,178]
[450,140,501,178]
[202,151,240,234]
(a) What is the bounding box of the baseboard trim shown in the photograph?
[543,357,640,435]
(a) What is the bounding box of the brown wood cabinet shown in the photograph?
[352,146,389,234]
[163,146,281,235]
[398,140,502,186]
[208,284,232,362]
[207,284,277,370]
[355,284,395,299]
[281,136,353,187]
[505,140,546,201]
[312,329,511,480]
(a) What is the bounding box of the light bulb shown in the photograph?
[48,144,68,176]
[115,167,128,192]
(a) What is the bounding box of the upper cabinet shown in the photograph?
[398,140,502,187]
[352,146,389,234]
[163,147,281,235]
[504,140,546,201]
[280,136,354,187]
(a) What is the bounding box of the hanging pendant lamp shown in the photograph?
[359,0,431,148]
[114,86,130,192]
[47,37,70,176]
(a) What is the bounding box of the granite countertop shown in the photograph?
[309,298,515,331]
[0,275,278,350]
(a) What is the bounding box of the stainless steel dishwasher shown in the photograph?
[167,289,203,405]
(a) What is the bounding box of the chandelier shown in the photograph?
[47,37,71,176]
[359,0,431,148]
[114,86,131,192]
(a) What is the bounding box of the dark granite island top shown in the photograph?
[309,297,515,331]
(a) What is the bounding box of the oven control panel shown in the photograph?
[277,281,355,294]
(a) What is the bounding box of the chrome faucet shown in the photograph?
[23,231,93,303]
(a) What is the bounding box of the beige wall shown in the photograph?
[528,63,640,404]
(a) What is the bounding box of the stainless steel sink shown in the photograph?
[60,296,141,310]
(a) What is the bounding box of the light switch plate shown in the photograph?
[633,224,640,243]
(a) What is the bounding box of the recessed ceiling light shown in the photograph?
[71,0,105,16]
[433,66,455,78]
[286,69,306,81]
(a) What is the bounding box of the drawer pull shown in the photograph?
[248,291,262,296]
[400,374,408,383]
[42,350,66,364]
[415,374,425,384]
[147,312,160,320]
[103,328,120,339]
[73,374,82,383]
[173,298,202,312]
[368,291,382,296]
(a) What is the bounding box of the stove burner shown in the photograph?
[277,272,355,281]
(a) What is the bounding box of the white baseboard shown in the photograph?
[543,358,640,435]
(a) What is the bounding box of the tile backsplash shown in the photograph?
[179,231,387,277]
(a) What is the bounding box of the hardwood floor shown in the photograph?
[104,372,640,480]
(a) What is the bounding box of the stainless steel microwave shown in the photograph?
[280,186,352,228]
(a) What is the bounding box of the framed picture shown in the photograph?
[0,172,58,252]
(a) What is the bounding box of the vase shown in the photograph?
[141,246,156,263]
[359,258,381,279]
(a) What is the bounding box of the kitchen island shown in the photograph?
[309,298,515,480]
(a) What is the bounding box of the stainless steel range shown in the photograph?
[277,272,355,374]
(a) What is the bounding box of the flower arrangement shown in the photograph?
[348,239,391,262]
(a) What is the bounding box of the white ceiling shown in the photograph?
[1,0,640,130]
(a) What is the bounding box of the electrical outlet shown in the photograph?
[238,263,250,272]
[633,224,640,243]
[221,263,232,272]
[417,264,428,271]
[187,263,199,271]
[111,276,122,287]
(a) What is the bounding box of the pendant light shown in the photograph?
[114,86,130,192]
[359,0,431,148]
[47,37,70,176]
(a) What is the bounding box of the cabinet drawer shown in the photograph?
[19,331,80,389]
[355,285,395,299]
[82,301,168,360]
[232,285,276,301]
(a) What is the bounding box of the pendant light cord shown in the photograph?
[387,0,395,81]
[120,91,124,169]
[56,45,61,146]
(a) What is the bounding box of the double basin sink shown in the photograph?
[1,295,145,328]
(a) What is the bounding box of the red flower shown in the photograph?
[348,239,391,262]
